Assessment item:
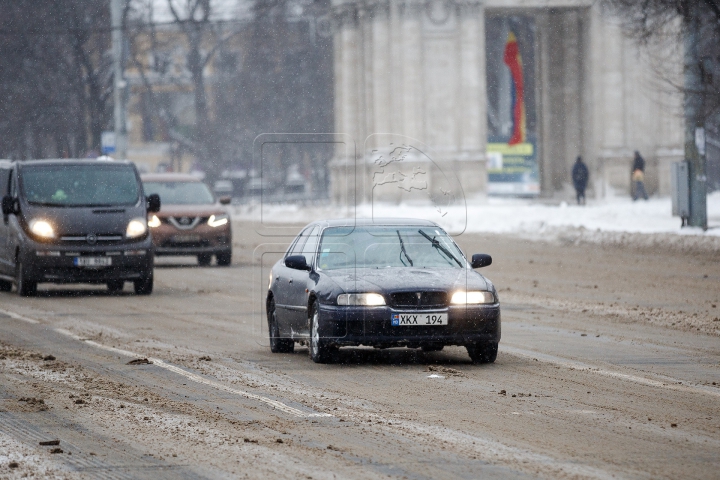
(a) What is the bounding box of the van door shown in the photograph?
[0,167,11,275]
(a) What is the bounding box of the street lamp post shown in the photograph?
[111,0,127,160]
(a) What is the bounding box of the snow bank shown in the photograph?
[232,192,720,251]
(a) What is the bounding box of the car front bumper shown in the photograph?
[20,237,153,284]
[150,223,231,256]
[317,303,501,347]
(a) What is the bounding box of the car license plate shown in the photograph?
[391,313,448,326]
[74,257,111,267]
[172,234,201,243]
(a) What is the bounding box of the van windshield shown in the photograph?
[20,163,140,207]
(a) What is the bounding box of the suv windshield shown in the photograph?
[21,163,140,207]
[317,226,467,270]
[143,181,214,205]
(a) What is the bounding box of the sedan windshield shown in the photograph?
[317,226,467,270]
[143,181,214,205]
[21,163,140,207]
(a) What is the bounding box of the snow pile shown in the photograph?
[232,192,720,250]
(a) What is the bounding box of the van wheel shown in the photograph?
[216,251,232,267]
[134,273,153,295]
[16,262,37,297]
[107,280,124,293]
[0,279,12,292]
[197,254,212,266]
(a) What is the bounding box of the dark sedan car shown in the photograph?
[266,218,500,363]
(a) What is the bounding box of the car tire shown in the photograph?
[133,273,153,295]
[107,280,124,293]
[309,303,335,364]
[466,342,498,364]
[0,279,12,292]
[16,262,37,297]
[421,344,444,353]
[197,254,212,266]
[267,298,294,353]
[216,251,232,267]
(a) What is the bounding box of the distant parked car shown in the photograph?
[266,218,500,363]
[142,173,232,266]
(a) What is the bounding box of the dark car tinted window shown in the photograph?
[301,226,321,266]
[20,163,140,207]
[318,226,466,270]
[287,228,310,257]
[143,181,214,205]
[0,168,9,196]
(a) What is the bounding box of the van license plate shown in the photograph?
[391,313,448,326]
[74,257,111,267]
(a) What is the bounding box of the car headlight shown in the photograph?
[337,293,386,306]
[208,213,228,228]
[126,218,147,238]
[450,291,495,305]
[147,214,161,228]
[29,219,55,239]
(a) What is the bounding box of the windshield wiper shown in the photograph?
[396,230,413,267]
[418,229,463,267]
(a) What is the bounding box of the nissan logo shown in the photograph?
[179,216,191,225]
[86,233,97,245]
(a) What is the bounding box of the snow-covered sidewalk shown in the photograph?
[232,192,720,250]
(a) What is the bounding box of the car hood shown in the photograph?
[321,267,490,293]
[156,204,225,217]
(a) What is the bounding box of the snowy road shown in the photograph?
[1,230,719,479]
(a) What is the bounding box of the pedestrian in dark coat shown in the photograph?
[571,156,589,205]
[631,151,649,201]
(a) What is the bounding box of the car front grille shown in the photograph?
[390,291,448,309]
[59,233,124,244]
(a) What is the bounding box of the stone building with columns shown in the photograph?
[329,0,684,204]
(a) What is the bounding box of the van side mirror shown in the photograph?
[219,195,232,205]
[2,195,17,215]
[285,255,310,271]
[146,193,161,213]
[471,254,492,269]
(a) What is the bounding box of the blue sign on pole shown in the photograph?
[101,131,116,155]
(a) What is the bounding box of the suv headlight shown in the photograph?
[450,291,495,305]
[29,219,55,239]
[207,214,228,227]
[147,214,161,228]
[126,218,147,238]
[337,293,386,306]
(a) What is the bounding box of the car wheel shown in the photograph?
[133,273,153,295]
[0,279,12,292]
[267,298,294,353]
[466,342,498,364]
[309,303,335,364]
[197,254,212,266]
[421,344,444,352]
[107,280,124,293]
[216,251,232,267]
[16,262,37,297]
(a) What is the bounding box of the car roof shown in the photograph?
[141,173,203,183]
[309,218,440,229]
[14,158,136,167]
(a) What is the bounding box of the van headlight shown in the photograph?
[29,219,55,239]
[450,291,495,304]
[126,218,147,238]
[207,214,228,227]
[337,293,386,306]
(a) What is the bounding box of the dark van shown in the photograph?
[0,159,161,296]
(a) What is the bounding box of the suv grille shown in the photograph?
[390,291,447,309]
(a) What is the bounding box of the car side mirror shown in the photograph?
[146,193,161,213]
[471,254,492,269]
[285,255,310,271]
[2,195,17,215]
[219,195,232,205]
